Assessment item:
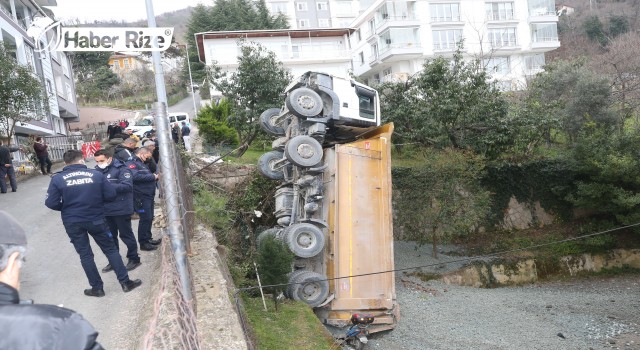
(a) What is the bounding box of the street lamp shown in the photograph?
[184,43,198,118]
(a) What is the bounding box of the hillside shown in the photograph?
[549,0,639,62]
[72,7,193,44]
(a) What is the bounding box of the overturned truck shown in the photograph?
[256,72,399,333]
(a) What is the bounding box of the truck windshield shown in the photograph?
[355,85,376,120]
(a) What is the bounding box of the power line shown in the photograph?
[238,221,640,292]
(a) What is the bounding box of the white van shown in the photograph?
[168,112,190,128]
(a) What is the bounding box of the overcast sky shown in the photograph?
[47,0,208,22]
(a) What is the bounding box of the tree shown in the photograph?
[379,47,510,159]
[76,66,120,103]
[583,15,607,47]
[592,32,640,124]
[567,126,640,225]
[393,149,491,258]
[527,59,619,141]
[608,15,629,39]
[209,41,291,155]
[196,99,239,146]
[256,235,294,310]
[0,43,46,141]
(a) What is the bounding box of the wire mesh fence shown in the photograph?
[142,143,200,349]
[141,231,200,350]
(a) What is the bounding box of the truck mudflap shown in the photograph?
[318,123,398,334]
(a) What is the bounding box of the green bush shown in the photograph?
[194,190,231,231]
[197,99,240,146]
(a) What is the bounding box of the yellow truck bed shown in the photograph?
[316,123,399,332]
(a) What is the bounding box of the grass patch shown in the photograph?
[242,296,336,350]
[224,148,266,166]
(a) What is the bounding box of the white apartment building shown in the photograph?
[195,28,354,96]
[0,0,78,142]
[351,0,559,90]
[266,0,362,29]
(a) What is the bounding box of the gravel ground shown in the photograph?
[368,241,640,350]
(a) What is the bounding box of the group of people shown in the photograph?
[43,135,162,299]
[171,121,192,152]
[0,136,54,194]
[0,134,164,348]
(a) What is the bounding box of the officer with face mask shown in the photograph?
[127,147,161,251]
[93,149,141,273]
[45,150,142,297]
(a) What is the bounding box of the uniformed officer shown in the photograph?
[113,138,137,163]
[127,147,161,251]
[45,150,142,297]
[93,149,141,273]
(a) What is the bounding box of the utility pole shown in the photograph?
[185,43,199,118]
[144,0,193,303]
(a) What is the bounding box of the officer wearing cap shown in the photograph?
[127,147,161,251]
[45,150,142,296]
[93,149,141,273]
[0,210,105,349]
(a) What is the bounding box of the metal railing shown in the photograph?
[43,135,84,161]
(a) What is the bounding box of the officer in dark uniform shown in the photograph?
[45,150,142,297]
[113,138,137,163]
[127,147,161,251]
[93,149,141,273]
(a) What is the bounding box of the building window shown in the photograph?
[55,76,64,96]
[296,2,308,11]
[525,53,545,71]
[298,19,309,28]
[529,0,555,16]
[113,61,119,70]
[24,45,37,72]
[484,57,510,75]
[368,19,376,34]
[432,29,463,50]
[317,2,328,10]
[430,3,461,22]
[123,59,130,68]
[359,51,364,65]
[65,82,74,103]
[271,2,287,14]
[318,19,330,28]
[45,79,53,96]
[485,2,514,21]
[60,53,69,76]
[1,30,17,60]
[531,23,558,42]
[488,28,518,47]
[356,29,361,41]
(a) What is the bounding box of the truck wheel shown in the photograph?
[289,271,329,307]
[284,136,323,168]
[285,269,309,299]
[258,151,285,180]
[256,228,282,249]
[284,223,325,258]
[286,87,323,117]
[259,108,285,136]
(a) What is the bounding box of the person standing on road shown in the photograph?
[33,137,52,176]
[114,138,137,163]
[93,149,141,273]
[0,210,105,350]
[127,147,161,251]
[0,139,20,194]
[45,150,142,297]
[181,121,191,152]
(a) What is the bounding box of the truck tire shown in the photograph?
[258,151,285,180]
[285,269,309,299]
[286,87,323,117]
[289,271,329,307]
[284,136,323,168]
[259,108,285,136]
[284,223,325,258]
[256,228,282,249]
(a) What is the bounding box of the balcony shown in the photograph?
[378,42,423,62]
[528,8,558,22]
[485,11,519,24]
[381,72,410,84]
[530,37,560,50]
[375,15,420,33]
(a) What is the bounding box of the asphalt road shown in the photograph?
[169,91,201,117]
[0,162,161,349]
